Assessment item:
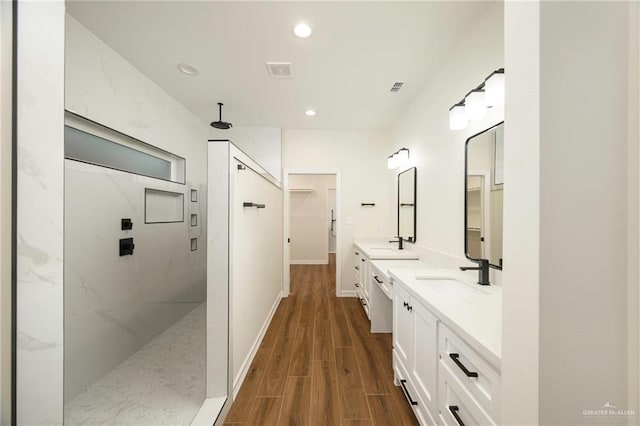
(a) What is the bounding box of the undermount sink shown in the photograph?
[414,276,481,293]
[369,247,396,252]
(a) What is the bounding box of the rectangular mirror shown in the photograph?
[398,167,416,242]
[465,122,503,269]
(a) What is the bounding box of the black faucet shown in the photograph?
[460,259,490,285]
[388,236,404,250]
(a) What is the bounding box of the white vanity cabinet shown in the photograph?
[353,243,419,326]
[391,272,502,426]
[438,324,500,425]
[393,284,438,425]
[353,248,370,318]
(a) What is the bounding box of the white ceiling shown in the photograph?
[66,1,491,130]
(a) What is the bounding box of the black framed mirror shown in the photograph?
[464,122,503,269]
[398,167,416,243]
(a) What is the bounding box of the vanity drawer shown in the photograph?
[439,324,500,422]
[371,268,392,299]
[438,365,495,425]
[356,288,370,319]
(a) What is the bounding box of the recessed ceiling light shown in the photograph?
[305,109,316,117]
[293,23,313,38]
[177,63,199,75]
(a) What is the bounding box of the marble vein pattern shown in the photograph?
[16,1,65,424]
[64,303,206,425]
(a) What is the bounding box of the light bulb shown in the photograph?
[465,90,487,120]
[396,148,409,167]
[449,104,467,130]
[485,70,505,107]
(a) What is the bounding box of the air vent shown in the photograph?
[266,62,293,79]
[390,82,404,92]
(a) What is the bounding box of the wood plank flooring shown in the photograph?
[224,255,418,425]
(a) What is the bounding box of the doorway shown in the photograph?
[283,170,341,297]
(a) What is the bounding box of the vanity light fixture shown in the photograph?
[449,103,467,130]
[449,68,504,130]
[465,89,487,120]
[387,148,410,170]
[484,69,505,107]
[293,22,313,38]
[305,109,316,117]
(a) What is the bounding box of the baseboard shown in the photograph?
[338,290,357,297]
[192,396,228,426]
[232,292,283,398]
[290,259,327,265]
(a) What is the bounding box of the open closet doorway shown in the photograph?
[283,171,341,297]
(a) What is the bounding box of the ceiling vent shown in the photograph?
[390,82,404,92]
[266,62,293,79]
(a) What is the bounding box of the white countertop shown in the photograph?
[354,240,419,260]
[369,259,430,299]
[388,267,502,369]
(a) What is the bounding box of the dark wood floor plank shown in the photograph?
[225,347,272,422]
[246,396,283,425]
[257,337,295,396]
[298,296,316,329]
[289,326,313,376]
[313,318,334,361]
[310,360,341,426]
[341,299,391,395]
[225,254,417,425]
[329,298,352,347]
[367,394,406,426]
[262,298,290,349]
[335,347,371,420]
[342,420,374,426]
[279,376,311,426]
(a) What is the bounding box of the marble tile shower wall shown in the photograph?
[64,160,206,402]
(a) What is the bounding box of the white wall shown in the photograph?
[64,160,205,403]
[0,1,12,422]
[15,2,65,424]
[629,0,640,417]
[388,3,504,276]
[537,3,632,423]
[283,129,390,296]
[208,142,283,399]
[212,126,282,185]
[65,16,209,197]
[502,1,540,423]
[289,174,336,264]
[503,2,639,424]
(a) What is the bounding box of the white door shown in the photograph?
[328,188,336,253]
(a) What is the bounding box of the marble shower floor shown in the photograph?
[64,303,206,426]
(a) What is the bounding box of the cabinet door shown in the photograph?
[411,301,438,418]
[393,284,413,367]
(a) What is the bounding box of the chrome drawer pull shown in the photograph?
[399,379,418,406]
[449,406,465,426]
[449,353,478,378]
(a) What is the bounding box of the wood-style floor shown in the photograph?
[223,254,419,425]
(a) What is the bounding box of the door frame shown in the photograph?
[283,169,341,297]
[467,170,491,261]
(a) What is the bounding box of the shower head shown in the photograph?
[210,102,233,129]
